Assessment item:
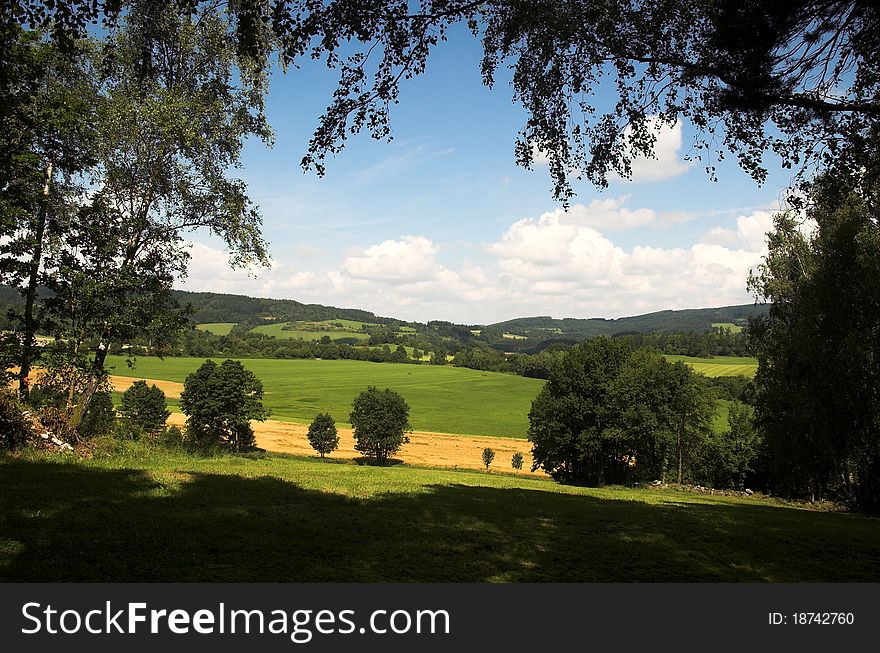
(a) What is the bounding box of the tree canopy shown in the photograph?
[748,169,880,510]
[10,1,878,202]
[528,337,714,485]
[180,359,269,451]
[349,386,411,464]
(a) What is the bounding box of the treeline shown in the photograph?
[163,329,417,364]
[619,328,750,357]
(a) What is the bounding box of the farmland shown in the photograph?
[106,356,544,438]
[665,355,758,377]
[195,322,236,336]
[249,321,372,342]
[3,449,878,582]
[711,322,744,334]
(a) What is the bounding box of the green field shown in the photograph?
[666,355,758,377]
[711,322,744,333]
[195,322,236,336]
[106,356,544,437]
[3,449,878,581]
[249,322,371,342]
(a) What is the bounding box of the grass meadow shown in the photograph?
[3,448,878,582]
[665,355,758,377]
[711,322,744,333]
[195,322,236,335]
[106,356,545,438]
[250,322,371,342]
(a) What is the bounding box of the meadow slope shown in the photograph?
[3,451,878,582]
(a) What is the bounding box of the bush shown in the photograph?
[511,452,524,472]
[0,389,34,450]
[350,386,411,464]
[114,418,145,441]
[482,447,495,471]
[180,359,269,451]
[78,391,116,439]
[307,413,339,458]
[120,381,170,434]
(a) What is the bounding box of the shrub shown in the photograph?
[78,391,116,439]
[0,389,34,450]
[120,380,170,434]
[307,413,339,458]
[511,452,524,472]
[350,386,411,464]
[114,418,145,441]
[482,447,496,471]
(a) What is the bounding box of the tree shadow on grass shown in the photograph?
[2,457,879,582]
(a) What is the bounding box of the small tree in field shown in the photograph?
[120,380,170,435]
[482,447,496,471]
[350,386,411,464]
[307,413,339,459]
[511,452,524,473]
[180,359,269,451]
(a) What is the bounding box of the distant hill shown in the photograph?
[479,304,768,352]
[1,283,767,340]
[169,290,399,327]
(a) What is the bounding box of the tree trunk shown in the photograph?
[677,416,684,485]
[18,160,53,399]
[69,340,109,430]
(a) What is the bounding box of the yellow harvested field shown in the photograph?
[110,376,183,398]
[165,412,543,477]
[11,371,542,476]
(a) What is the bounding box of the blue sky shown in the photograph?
[178,27,794,325]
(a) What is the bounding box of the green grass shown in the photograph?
[195,322,236,336]
[3,450,878,582]
[666,355,758,378]
[249,322,371,342]
[711,322,744,333]
[106,356,544,437]
[714,399,732,433]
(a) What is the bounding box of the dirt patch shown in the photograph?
[166,413,543,476]
[110,376,183,399]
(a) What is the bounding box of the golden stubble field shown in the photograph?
[110,376,543,476]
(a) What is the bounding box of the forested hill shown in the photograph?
[1,283,766,338]
[480,304,768,350]
[169,290,396,326]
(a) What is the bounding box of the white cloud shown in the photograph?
[531,118,692,184]
[701,209,776,251]
[175,202,780,324]
[621,118,692,183]
[341,235,440,283]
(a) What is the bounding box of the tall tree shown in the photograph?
[0,26,98,398]
[39,6,273,426]
[749,168,880,509]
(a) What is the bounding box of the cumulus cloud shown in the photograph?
[621,118,692,183]
[175,202,781,323]
[531,118,692,184]
[341,235,440,283]
[483,206,773,319]
[701,210,776,251]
